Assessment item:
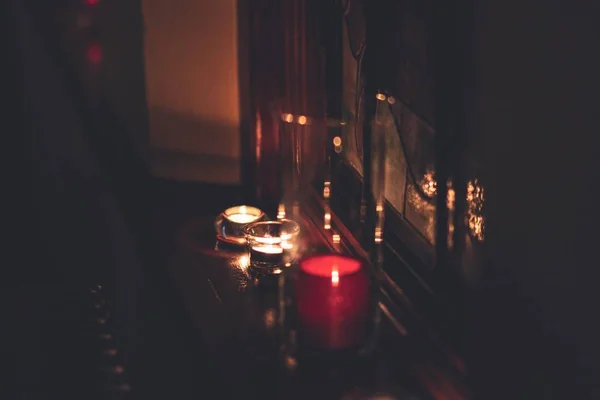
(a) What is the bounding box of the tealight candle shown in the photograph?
[224,205,262,225]
[243,220,300,273]
[227,211,259,224]
[252,244,284,254]
[295,254,370,350]
[216,205,265,242]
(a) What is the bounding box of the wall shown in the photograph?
[472,1,600,396]
[142,0,240,183]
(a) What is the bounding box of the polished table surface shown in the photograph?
[149,181,467,400]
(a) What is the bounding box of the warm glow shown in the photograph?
[324,181,331,199]
[227,213,257,224]
[282,113,293,123]
[297,115,307,125]
[233,255,250,272]
[255,112,262,164]
[252,245,283,254]
[408,171,485,242]
[387,96,396,104]
[376,205,384,212]
[333,136,342,147]
[422,171,437,197]
[224,205,262,224]
[376,93,387,101]
[254,235,280,245]
[331,268,340,286]
[300,254,361,277]
[264,308,276,329]
[277,203,286,219]
[86,43,102,64]
[375,227,383,243]
[332,234,341,244]
[467,179,485,241]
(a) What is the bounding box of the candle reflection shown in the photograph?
[323,181,331,199]
[407,171,485,243]
[277,203,286,219]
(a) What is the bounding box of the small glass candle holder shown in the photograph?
[243,219,301,281]
[279,253,380,369]
[215,205,266,246]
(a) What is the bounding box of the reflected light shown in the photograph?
[277,203,286,219]
[334,145,343,153]
[324,212,331,230]
[234,255,250,272]
[323,180,331,199]
[86,43,102,64]
[297,115,307,125]
[467,179,485,241]
[408,171,485,242]
[255,112,262,166]
[282,113,293,123]
[333,136,342,147]
[76,13,92,29]
[332,233,341,244]
[376,93,387,101]
[374,227,383,243]
[387,96,396,104]
[264,308,276,330]
[422,171,437,197]
[331,268,340,286]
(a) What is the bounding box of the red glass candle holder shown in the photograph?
[279,253,380,367]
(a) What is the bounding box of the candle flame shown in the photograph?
[239,205,247,214]
[277,203,286,219]
[331,267,340,287]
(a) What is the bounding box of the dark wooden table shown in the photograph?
[150,181,468,400]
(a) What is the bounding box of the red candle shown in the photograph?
[295,254,370,350]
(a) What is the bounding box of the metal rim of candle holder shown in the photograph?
[214,205,266,246]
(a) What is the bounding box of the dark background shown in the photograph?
[6,0,600,398]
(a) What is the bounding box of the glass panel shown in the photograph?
[396,103,436,244]
[381,100,436,244]
[380,100,407,215]
[340,0,365,175]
